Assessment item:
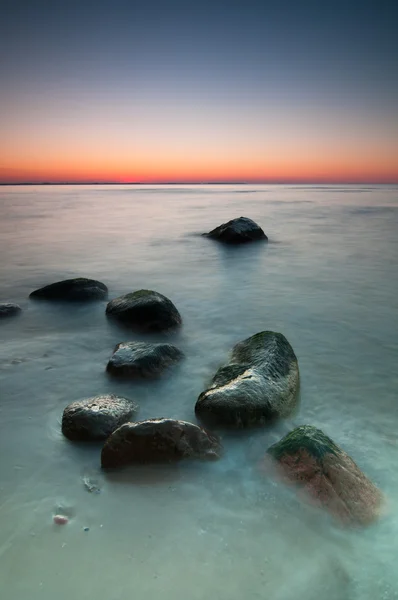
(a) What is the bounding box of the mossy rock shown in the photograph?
[195,331,299,428]
[266,425,383,527]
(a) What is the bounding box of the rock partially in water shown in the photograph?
[266,425,383,526]
[106,341,184,378]
[62,394,138,441]
[29,278,108,301]
[195,331,299,428]
[0,303,22,318]
[106,289,182,332]
[204,216,267,244]
[101,418,222,468]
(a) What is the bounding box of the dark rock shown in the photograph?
[29,278,108,301]
[62,394,138,441]
[204,216,267,244]
[106,289,182,332]
[266,425,383,526]
[0,303,22,318]
[195,331,299,428]
[101,418,222,468]
[106,341,184,378]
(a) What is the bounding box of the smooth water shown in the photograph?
[1,184,398,600]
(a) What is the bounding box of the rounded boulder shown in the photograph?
[204,216,267,244]
[62,394,138,441]
[106,341,184,378]
[101,418,222,468]
[106,289,182,332]
[30,278,108,301]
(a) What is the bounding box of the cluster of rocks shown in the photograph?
[2,217,383,527]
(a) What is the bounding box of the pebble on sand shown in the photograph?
[53,514,69,525]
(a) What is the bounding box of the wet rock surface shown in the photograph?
[204,216,267,244]
[106,289,182,332]
[0,303,22,318]
[101,418,223,468]
[29,278,108,301]
[195,331,299,427]
[106,341,184,378]
[62,394,138,441]
[266,425,383,526]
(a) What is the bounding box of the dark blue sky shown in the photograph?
[1,0,397,182]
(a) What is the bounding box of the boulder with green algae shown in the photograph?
[105,289,182,332]
[29,278,108,301]
[204,216,267,244]
[195,331,299,428]
[266,425,383,526]
[106,341,184,378]
[101,418,222,468]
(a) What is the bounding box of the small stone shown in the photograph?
[83,527,90,532]
[53,514,69,525]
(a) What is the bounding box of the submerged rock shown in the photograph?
[62,394,138,441]
[204,216,267,244]
[266,425,383,526]
[106,341,184,378]
[29,278,108,301]
[101,418,222,468]
[106,289,182,332]
[195,331,299,427]
[0,303,22,318]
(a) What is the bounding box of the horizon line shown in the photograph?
[1,181,398,186]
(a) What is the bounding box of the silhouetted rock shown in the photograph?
[106,341,184,378]
[101,418,222,468]
[62,394,138,441]
[195,331,299,427]
[106,289,182,332]
[0,303,22,318]
[29,278,108,301]
[204,216,267,244]
[266,425,383,526]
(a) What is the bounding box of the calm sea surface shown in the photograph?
[1,184,398,599]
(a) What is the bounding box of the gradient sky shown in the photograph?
[1,0,397,183]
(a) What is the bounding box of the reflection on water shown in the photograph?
[1,184,398,599]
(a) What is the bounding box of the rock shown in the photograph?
[29,278,108,301]
[0,303,22,318]
[101,418,222,468]
[195,331,299,427]
[266,425,383,526]
[53,514,69,525]
[106,341,184,378]
[204,216,267,244]
[106,289,182,332]
[62,394,138,441]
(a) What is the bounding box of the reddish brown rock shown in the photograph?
[266,425,383,526]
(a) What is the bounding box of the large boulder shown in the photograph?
[0,303,22,318]
[106,289,182,332]
[29,278,108,301]
[266,425,383,526]
[62,394,138,441]
[106,341,184,378]
[195,331,299,427]
[101,418,222,468]
[204,216,267,244]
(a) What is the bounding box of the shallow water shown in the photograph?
[1,184,398,599]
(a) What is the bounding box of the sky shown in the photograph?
[0,0,397,184]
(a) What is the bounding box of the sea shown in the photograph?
[0,184,398,600]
